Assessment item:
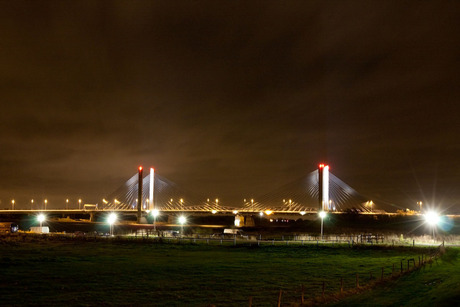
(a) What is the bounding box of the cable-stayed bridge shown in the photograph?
[101,165,378,217]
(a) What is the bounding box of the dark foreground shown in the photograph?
[0,236,458,306]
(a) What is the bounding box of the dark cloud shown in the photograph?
[0,1,459,211]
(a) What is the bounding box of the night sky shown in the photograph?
[1,1,459,211]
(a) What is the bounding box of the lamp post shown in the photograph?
[31,199,34,210]
[37,214,45,230]
[152,209,159,232]
[66,199,69,210]
[108,213,117,236]
[11,199,15,210]
[319,211,327,240]
[424,211,439,242]
[417,201,423,213]
[78,199,82,210]
[178,215,186,237]
[44,199,47,210]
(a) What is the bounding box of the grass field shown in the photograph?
[0,236,454,306]
[331,247,460,306]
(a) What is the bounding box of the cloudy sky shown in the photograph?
[1,1,459,211]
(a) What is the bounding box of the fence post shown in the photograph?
[301,284,305,304]
[249,296,252,307]
[277,289,282,307]
[400,260,403,273]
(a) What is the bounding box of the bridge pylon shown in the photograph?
[149,167,155,211]
[318,164,330,211]
[137,166,143,223]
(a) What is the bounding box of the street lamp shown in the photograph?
[417,201,423,213]
[366,200,373,212]
[31,199,34,210]
[44,199,48,210]
[424,211,440,241]
[107,213,117,236]
[152,209,159,232]
[178,215,186,237]
[319,211,327,240]
[11,199,15,210]
[37,214,46,229]
[66,199,69,210]
[78,199,82,210]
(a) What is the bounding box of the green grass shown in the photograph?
[0,237,443,306]
[330,247,460,306]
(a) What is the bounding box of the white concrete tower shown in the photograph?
[149,167,155,211]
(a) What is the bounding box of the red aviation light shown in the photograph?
[319,164,325,168]
[138,166,143,171]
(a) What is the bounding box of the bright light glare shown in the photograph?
[211,210,217,214]
[300,211,306,216]
[319,211,327,219]
[152,209,160,217]
[424,211,440,226]
[264,210,273,215]
[37,214,46,223]
[259,212,264,216]
[232,210,238,214]
[107,213,117,225]
[178,215,187,225]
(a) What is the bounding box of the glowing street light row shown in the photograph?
[10,198,83,210]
